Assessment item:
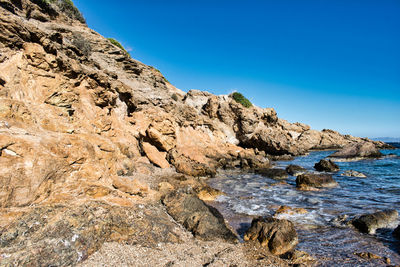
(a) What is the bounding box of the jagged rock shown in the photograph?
[256,168,288,180]
[314,159,339,172]
[341,170,367,178]
[162,190,237,242]
[329,142,383,161]
[244,217,298,255]
[296,173,338,190]
[352,209,398,234]
[285,164,306,176]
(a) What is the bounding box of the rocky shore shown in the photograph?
[0,1,396,266]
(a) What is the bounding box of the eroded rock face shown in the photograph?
[244,217,298,255]
[296,173,338,190]
[162,190,237,242]
[329,142,383,161]
[352,210,398,234]
[314,159,339,172]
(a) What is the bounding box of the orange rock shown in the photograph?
[141,142,170,169]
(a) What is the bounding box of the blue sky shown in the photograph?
[74,0,400,138]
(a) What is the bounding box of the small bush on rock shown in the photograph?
[231,92,252,108]
[107,38,128,53]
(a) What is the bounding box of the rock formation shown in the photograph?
[329,142,384,161]
[285,164,306,176]
[244,216,298,255]
[352,210,398,234]
[0,0,393,265]
[314,159,340,172]
[296,173,338,190]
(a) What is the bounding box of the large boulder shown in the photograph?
[314,159,339,172]
[162,190,237,242]
[296,173,338,190]
[256,168,288,180]
[244,217,298,255]
[285,164,306,176]
[329,142,383,161]
[352,210,398,234]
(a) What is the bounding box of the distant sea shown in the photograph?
[209,145,400,266]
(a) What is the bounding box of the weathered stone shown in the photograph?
[285,164,306,176]
[296,173,338,190]
[111,175,150,196]
[352,210,398,234]
[244,217,298,255]
[162,191,237,242]
[256,168,288,180]
[341,170,367,178]
[314,159,339,172]
[329,142,383,161]
[142,142,170,169]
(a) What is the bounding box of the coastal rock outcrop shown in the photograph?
[162,190,237,242]
[285,164,306,176]
[244,217,298,255]
[0,0,394,265]
[296,173,338,190]
[314,159,339,172]
[329,142,383,161]
[352,209,398,234]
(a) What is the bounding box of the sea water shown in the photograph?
[208,144,400,266]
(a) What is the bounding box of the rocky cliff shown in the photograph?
[0,0,389,265]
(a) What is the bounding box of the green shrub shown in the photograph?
[231,92,252,108]
[171,93,178,101]
[107,38,128,53]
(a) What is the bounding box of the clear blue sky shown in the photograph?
[74,0,400,138]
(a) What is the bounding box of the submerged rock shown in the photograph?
[274,205,308,216]
[329,142,383,161]
[341,170,367,178]
[285,164,306,176]
[314,159,339,172]
[244,216,298,255]
[352,209,398,234]
[256,168,288,180]
[296,173,338,190]
[162,190,237,242]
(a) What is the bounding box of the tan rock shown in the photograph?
[112,175,150,196]
[141,142,170,169]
